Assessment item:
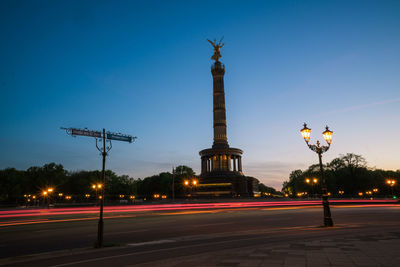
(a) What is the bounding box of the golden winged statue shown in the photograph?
[207,37,224,62]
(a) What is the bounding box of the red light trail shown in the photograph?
[0,200,397,227]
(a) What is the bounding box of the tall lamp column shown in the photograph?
[301,123,334,227]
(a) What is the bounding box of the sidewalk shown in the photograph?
[136,230,400,267]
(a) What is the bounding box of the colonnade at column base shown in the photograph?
[198,146,256,197]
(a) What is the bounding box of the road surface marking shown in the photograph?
[127,239,176,246]
[87,229,149,237]
[193,222,234,227]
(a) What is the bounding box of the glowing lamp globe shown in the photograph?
[300,123,311,143]
[322,126,333,145]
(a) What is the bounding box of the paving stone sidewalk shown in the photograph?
[135,231,400,267]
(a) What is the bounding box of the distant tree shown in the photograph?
[282,153,400,198]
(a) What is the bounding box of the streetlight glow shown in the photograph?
[386,179,396,186]
[322,126,333,145]
[300,123,311,143]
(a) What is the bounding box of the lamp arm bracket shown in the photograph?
[308,144,319,153]
[320,145,330,154]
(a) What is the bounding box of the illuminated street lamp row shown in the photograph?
[26,193,138,199]
[153,194,168,199]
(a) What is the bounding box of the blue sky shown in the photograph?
[1,0,399,189]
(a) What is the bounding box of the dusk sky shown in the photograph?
[1,0,399,189]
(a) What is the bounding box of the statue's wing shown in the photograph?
[207,39,215,46]
[219,36,224,43]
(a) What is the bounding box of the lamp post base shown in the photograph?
[96,219,103,248]
[324,217,334,227]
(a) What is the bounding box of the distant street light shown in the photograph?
[91,184,103,202]
[386,179,396,198]
[42,191,49,207]
[300,123,334,227]
[305,178,318,198]
[183,179,198,197]
[129,195,136,204]
[46,188,54,207]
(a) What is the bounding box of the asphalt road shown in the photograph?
[0,203,399,266]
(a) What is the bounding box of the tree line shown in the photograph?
[6,153,391,205]
[282,153,400,198]
[0,163,198,204]
[0,163,280,205]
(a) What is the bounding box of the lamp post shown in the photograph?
[386,179,396,198]
[300,123,334,227]
[42,191,48,207]
[172,167,175,202]
[47,188,53,207]
[184,180,190,197]
[183,179,198,197]
[305,178,318,198]
[92,184,102,204]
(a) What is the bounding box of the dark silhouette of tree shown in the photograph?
[282,153,399,198]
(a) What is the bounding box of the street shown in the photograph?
[0,201,399,266]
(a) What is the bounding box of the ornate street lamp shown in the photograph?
[300,123,334,227]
